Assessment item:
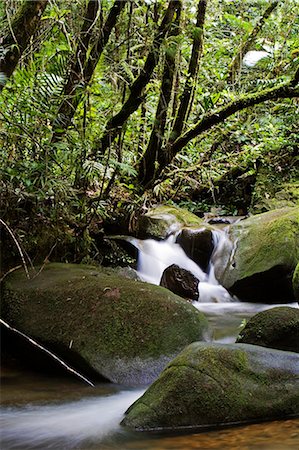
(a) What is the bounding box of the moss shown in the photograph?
[122,342,299,431]
[293,262,299,301]
[219,207,299,293]
[1,263,208,383]
[236,306,299,353]
[137,205,203,239]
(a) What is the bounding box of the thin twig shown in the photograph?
[0,265,22,284]
[0,319,94,387]
[0,219,30,279]
[31,242,57,279]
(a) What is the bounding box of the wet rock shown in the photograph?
[137,205,203,239]
[215,207,299,303]
[1,263,209,386]
[236,306,299,353]
[293,262,299,302]
[160,264,199,301]
[121,342,299,431]
[176,227,214,272]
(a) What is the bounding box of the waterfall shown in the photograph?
[129,229,235,303]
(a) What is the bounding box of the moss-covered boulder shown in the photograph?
[293,262,299,301]
[236,307,299,353]
[121,342,299,431]
[215,207,299,302]
[1,263,209,385]
[137,205,203,239]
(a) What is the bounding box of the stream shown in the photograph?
[1,229,299,449]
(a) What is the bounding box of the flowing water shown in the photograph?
[1,229,299,449]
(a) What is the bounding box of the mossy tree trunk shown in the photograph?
[138,2,182,184]
[138,0,207,187]
[0,0,48,88]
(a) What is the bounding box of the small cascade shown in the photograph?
[130,229,235,303]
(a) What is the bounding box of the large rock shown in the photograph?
[137,205,203,239]
[1,263,209,386]
[160,264,199,301]
[293,262,299,301]
[121,342,299,431]
[236,306,299,353]
[215,207,299,302]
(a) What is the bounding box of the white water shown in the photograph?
[0,389,144,449]
[131,229,234,303]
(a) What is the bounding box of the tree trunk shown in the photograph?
[0,0,48,87]
[90,0,181,160]
[138,3,182,184]
[169,0,207,143]
[52,0,127,142]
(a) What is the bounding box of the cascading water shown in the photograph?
[130,228,234,303]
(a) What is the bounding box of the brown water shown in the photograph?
[1,303,299,450]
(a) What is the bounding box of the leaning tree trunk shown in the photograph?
[227,1,279,83]
[0,0,48,89]
[90,0,181,160]
[138,3,182,184]
[52,0,127,142]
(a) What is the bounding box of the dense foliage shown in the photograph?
[0,0,298,264]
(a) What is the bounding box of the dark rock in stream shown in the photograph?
[176,227,214,272]
[160,264,199,301]
[121,342,299,431]
[236,306,299,353]
[293,262,299,302]
[1,263,209,386]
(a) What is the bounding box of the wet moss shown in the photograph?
[137,205,203,239]
[122,342,299,431]
[219,207,299,301]
[237,306,299,353]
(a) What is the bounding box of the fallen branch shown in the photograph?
[0,318,95,387]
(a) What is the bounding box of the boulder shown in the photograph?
[137,205,203,239]
[160,264,199,301]
[236,306,299,353]
[1,263,209,386]
[215,207,299,302]
[176,227,214,272]
[293,262,299,302]
[121,342,299,431]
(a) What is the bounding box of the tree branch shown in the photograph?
[90,0,181,159]
[162,80,298,175]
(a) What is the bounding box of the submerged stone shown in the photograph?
[215,207,299,303]
[1,263,209,386]
[236,306,299,353]
[121,342,299,431]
